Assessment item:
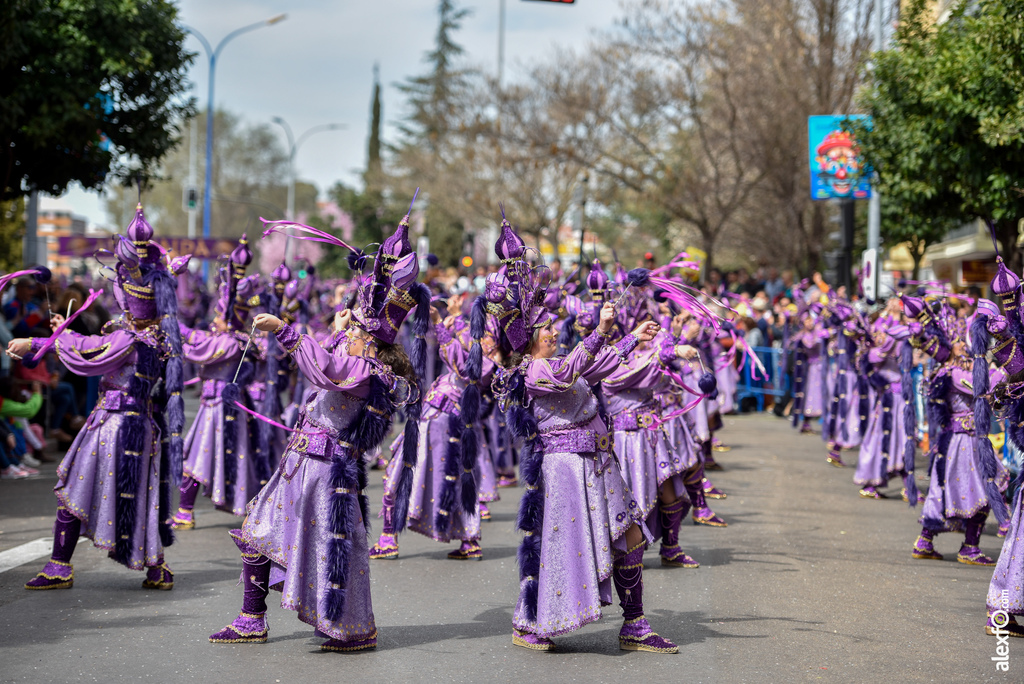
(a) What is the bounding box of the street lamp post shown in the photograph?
[270,117,346,265]
[183,14,287,253]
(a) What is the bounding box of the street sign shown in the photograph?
[861,249,878,301]
[808,115,872,200]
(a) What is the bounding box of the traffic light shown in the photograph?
[183,186,198,212]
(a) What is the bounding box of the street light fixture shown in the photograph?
[270,117,347,264]
[182,13,288,248]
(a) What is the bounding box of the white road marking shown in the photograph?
[0,538,52,573]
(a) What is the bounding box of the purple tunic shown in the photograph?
[854,320,911,486]
[35,330,164,570]
[796,329,828,418]
[604,333,686,527]
[987,490,1024,615]
[383,321,497,542]
[511,333,651,638]
[242,325,378,642]
[180,326,261,515]
[920,366,1009,524]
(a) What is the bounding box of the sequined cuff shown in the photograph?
[582,331,606,357]
[435,323,453,346]
[614,334,639,358]
[275,323,301,353]
[29,338,46,354]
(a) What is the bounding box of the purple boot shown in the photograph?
[209,530,270,644]
[614,543,678,653]
[658,498,699,568]
[25,507,79,590]
[702,477,726,499]
[702,441,723,471]
[369,501,399,560]
[911,529,942,560]
[142,561,174,590]
[958,513,994,566]
[172,477,200,530]
[684,465,726,527]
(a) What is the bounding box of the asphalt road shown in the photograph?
[0,405,1018,683]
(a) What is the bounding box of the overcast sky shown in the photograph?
[63,0,625,229]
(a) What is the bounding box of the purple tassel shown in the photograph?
[698,371,717,395]
[557,314,578,355]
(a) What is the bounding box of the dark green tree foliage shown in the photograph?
[392,0,473,267]
[0,0,195,200]
[852,0,1024,270]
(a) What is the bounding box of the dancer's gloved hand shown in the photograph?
[254,313,283,333]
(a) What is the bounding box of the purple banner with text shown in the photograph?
[58,236,241,261]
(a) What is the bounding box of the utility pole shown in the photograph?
[865,0,883,296]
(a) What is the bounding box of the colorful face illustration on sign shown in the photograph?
[815,129,864,196]
[815,130,861,197]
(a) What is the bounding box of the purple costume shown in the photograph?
[23,203,186,593]
[240,324,382,643]
[178,326,262,516]
[509,332,651,637]
[853,316,911,491]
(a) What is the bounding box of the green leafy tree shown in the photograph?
[0,198,26,272]
[1,0,195,200]
[391,0,474,267]
[852,0,1024,271]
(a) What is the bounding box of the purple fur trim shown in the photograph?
[393,411,418,533]
[790,349,807,427]
[324,453,360,622]
[899,341,917,482]
[115,342,158,565]
[470,296,486,341]
[466,342,482,382]
[154,271,186,487]
[522,579,540,622]
[879,391,893,473]
[435,412,462,531]
[458,384,480,515]
[857,372,870,437]
[409,284,431,380]
[557,314,578,354]
[222,380,241,503]
[517,531,541,579]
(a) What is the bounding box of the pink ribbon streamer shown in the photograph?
[28,288,103,362]
[184,377,201,386]
[233,400,312,434]
[260,217,357,252]
[0,269,42,295]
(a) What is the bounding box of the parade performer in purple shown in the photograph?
[790,307,828,434]
[853,299,912,498]
[604,284,725,568]
[209,210,428,651]
[822,301,864,467]
[369,294,498,561]
[907,301,1009,566]
[172,236,268,528]
[487,215,677,653]
[16,204,186,591]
